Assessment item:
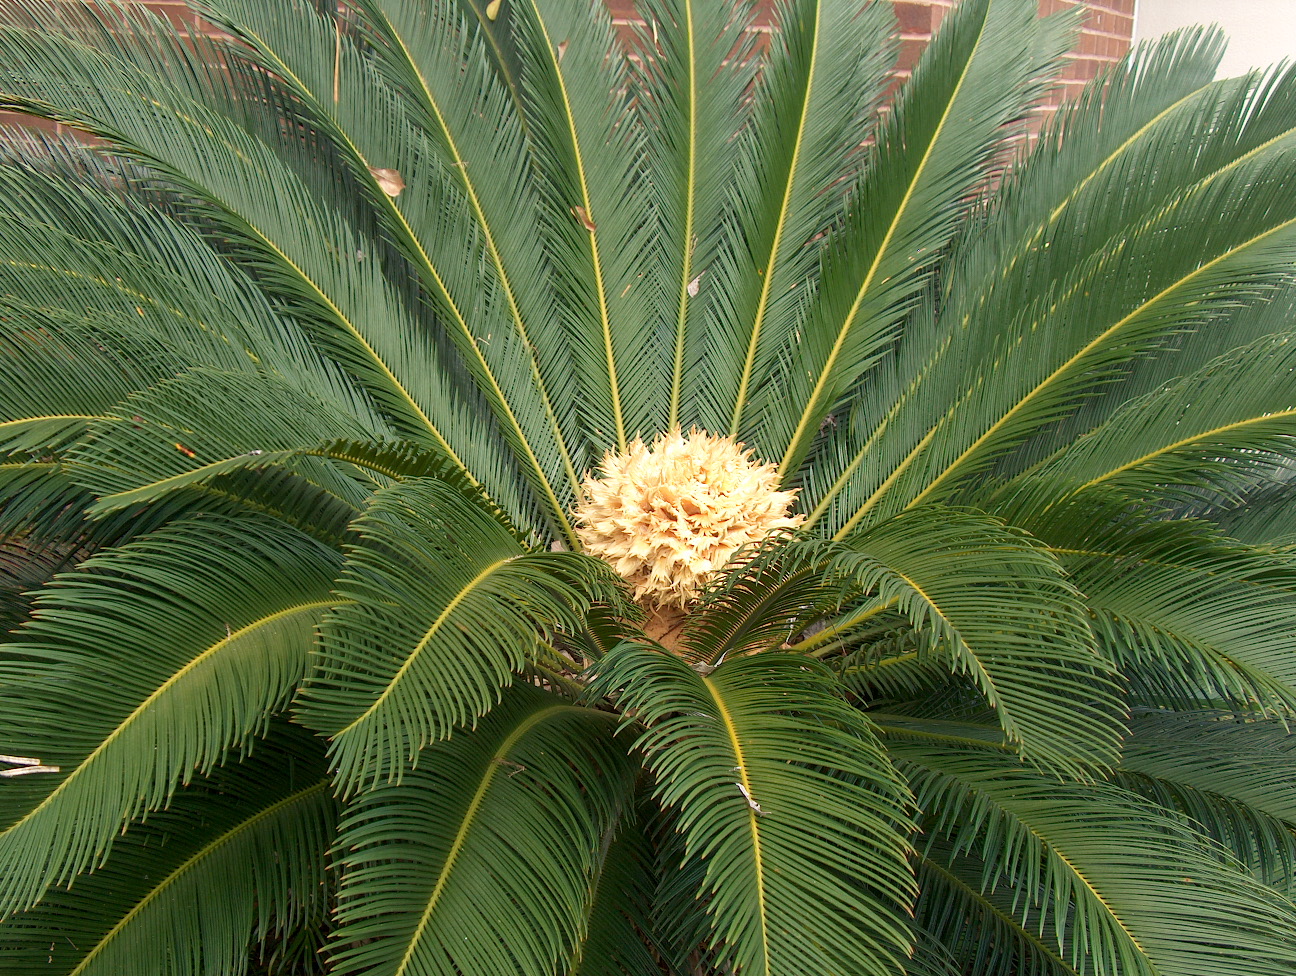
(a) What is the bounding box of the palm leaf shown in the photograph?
[629,0,757,431]
[0,724,335,976]
[1001,333,1296,514]
[714,0,898,438]
[0,4,528,519]
[897,742,1296,976]
[1116,708,1296,888]
[809,46,1296,534]
[912,841,1081,976]
[563,803,660,976]
[511,0,658,447]
[196,0,587,541]
[850,93,1296,522]
[765,0,1075,476]
[328,685,636,976]
[1022,505,1296,716]
[0,514,341,918]
[590,646,915,976]
[296,477,624,794]
[1210,473,1296,546]
[833,506,1123,772]
[65,368,387,514]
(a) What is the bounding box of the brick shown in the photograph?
[0,111,59,135]
[893,1,935,34]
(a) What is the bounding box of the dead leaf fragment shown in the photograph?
[556,39,568,62]
[687,274,701,297]
[369,166,405,198]
[571,205,597,232]
[486,0,502,20]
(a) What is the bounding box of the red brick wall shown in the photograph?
[1,0,1135,132]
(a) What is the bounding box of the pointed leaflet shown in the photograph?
[590,647,915,976]
[512,0,658,447]
[833,507,1123,773]
[629,0,757,430]
[766,0,1074,476]
[1210,473,1296,547]
[896,743,1296,976]
[197,0,584,541]
[0,6,525,521]
[0,514,341,919]
[297,478,624,795]
[1002,335,1296,513]
[846,84,1296,525]
[0,145,337,386]
[717,0,898,439]
[328,686,637,976]
[0,726,336,976]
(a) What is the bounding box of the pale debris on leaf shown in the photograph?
[369,167,405,198]
[486,0,502,20]
[0,753,60,777]
[572,205,597,232]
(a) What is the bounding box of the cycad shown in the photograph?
[2,0,1296,972]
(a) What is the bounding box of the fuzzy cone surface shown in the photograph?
[2,0,1296,974]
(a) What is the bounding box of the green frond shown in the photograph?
[938,137,1296,506]
[1210,472,1296,546]
[564,804,659,976]
[912,841,1081,976]
[809,47,1296,533]
[296,478,624,795]
[0,724,336,976]
[328,685,636,976]
[765,0,1076,477]
[714,0,898,438]
[896,743,1296,976]
[0,3,536,523]
[0,514,341,917]
[629,0,758,431]
[66,368,387,515]
[681,535,849,661]
[196,0,587,542]
[1022,505,1296,716]
[1117,709,1296,889]
[511,0,658,448]
[590,647,915,976]
[1002,333,1296,514]
[834,506,1124,773]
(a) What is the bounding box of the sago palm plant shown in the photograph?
[2,0,1296,972]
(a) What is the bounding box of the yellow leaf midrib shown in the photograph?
[668,0,699,432]
[67,780,331,976]
[0,600,335,851]
[331,555,516,741]
[524,0,627,452]
[702,674,771,975]
[393,703,580,976]
[777,1,991,480]
[232,22,577,544]
[901,213,1296,513]
[729,0,822,440]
